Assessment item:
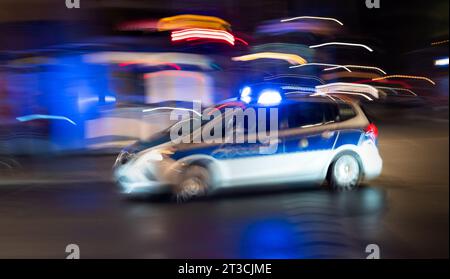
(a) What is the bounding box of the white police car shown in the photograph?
[113,89,382,201]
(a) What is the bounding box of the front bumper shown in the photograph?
[114,162,171,195]
[116,180,170,195]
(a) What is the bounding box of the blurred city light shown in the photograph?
[157,14,231,31]
[372,75,436,85]
[323,65,387,75]
[280,16,344,26]
[171,28,236,45]
[309,42,374,52]
[232,52,307,65]
[435,57,449,67]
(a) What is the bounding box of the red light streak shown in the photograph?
[117,20,159,31]
[171,28,236,45]
[214,102,246,110]
[235,37,249,46]
[143,71,206,83]
[119,61,181,70]
[354,79,412,89]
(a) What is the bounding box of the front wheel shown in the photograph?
[329,154,361,191]
[174,165,210,202]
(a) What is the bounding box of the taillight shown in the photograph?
[365,123,379,139]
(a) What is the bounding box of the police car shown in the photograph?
[113,87,382,201]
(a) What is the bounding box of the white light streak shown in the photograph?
[315,82,379,100]
[435,58,449,66]
[290,63,352,72]
[142,107,202,117]
[280,16,344,26]
[309,42,374,52]
[375,86,418,96]
[323,65,386,75]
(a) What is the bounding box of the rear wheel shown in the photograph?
[329,153,361,191]
[174,165,210,202]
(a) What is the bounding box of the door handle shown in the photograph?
[322,131,335,139]
[260,137,280,145]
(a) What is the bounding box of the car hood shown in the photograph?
[123,130,172,154]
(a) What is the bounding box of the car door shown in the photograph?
[281,101,339,182]
[210,106,287,186]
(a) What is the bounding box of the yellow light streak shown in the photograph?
[157,14,231,31]
[232,52,307,65]
[372,75,436,85]
[431,40,449,46]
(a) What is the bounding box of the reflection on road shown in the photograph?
[123,186,386,259]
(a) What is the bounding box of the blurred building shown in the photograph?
[0,0,448,154]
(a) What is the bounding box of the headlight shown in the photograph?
[115,151,135,166]
[146,148,175,161]
[147,151,164,161]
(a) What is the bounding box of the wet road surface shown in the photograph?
[0,105,448,258]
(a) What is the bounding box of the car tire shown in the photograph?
[329,153,362,191]
[174,165,210,202]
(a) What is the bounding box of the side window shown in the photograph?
[287,102,325,128]
[221,108,282,142]
[337,103,357,122]
[322,103,339,123]
[255,107,285,133]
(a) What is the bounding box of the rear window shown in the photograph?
[322,102,339,123]
[359,104,374,123]
[227,107,283,135]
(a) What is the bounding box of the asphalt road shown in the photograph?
[0,104,448,259]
